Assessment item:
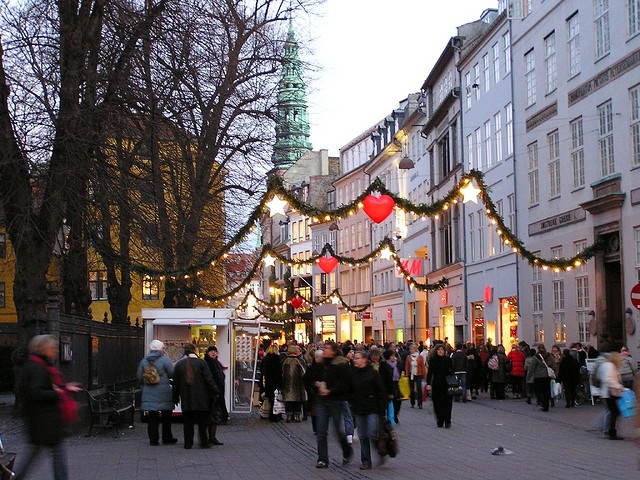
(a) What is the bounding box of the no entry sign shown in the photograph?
[631,283,640,310]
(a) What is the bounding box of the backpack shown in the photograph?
[487,354,500,371]
[142,358,161,385]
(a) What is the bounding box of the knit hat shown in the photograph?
[149,340,164,351]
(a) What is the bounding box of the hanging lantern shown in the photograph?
[318,256,338,274]
[290,296,303,309]
[362,194,395,223]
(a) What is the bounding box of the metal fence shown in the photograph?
[57,314,145,389]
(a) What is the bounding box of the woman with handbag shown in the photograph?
[599,352,626,440]
[426,344,454,428]
[260,344,283,422]
[14,334,81,480]
[531,344,553,411]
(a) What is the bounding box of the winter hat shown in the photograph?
[149,340,165,352]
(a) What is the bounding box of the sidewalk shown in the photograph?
[1,392,638,479]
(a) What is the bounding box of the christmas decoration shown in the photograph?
[318,255,338,274]
[362,193,395,223]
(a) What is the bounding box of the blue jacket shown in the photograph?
[137,351,175,411]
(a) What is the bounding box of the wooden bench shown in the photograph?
[84,387,134,437]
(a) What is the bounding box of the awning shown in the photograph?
[151,318,230,326]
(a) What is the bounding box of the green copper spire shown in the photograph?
[272,20,312,169]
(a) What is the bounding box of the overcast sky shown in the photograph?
[299,0,495,156]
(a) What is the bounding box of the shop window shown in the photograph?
[0,282,5,308]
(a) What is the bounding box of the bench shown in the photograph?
[84,387,135,437]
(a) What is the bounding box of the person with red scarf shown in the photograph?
[15,334,80,480]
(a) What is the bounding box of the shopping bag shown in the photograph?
[398,373,411,400]
[617,389,637,418]
[550,380,562,399]
[387,401,395,428]
[422,384,428,403]
[259,396,271,418]
[272,389,286,415]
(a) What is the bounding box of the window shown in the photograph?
[438,132,451,180]
[570,117,585,188]
[466,134,474,170]
[477,211,485,260]
[469,213,476,262]
[503,32,511,75]
[533,314,544,344]
[577,311,591,343]
[357,222,363,248]
[544,33,557,93]
[598,100,615,176]
[496,200,504,254]
[475,128,482,171]
[494,111,503,162]
[89,270,108,300]
[548,130,560,198]
[465,71,472,109]
[483,53,490,93]
[528,142,539,205]
[505,103,513,156]
[305,218,311,240]
[532,282,543,312]
[439,210,453,266]
[0,282,4,308]
[485,120,493,168]
[525,49,536,107]
[567,13,580,77]
[630,0,640,37]
[631,85,640,167]
[507,194,516,232]
[595,0,610,59]
[0,233,5,259]
[142,278,159,300]
[292,221,298,243]
[492,42,500,83]
[298,221,304,243]
[473,63,480,101]
[635,226,640,267]
[554,313,567,343]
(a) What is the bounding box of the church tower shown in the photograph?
[271,20,312,169]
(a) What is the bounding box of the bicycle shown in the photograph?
[553,382,587,406]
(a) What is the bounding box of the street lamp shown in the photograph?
[398,156,415,170]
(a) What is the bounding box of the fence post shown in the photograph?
[46,290,60,367]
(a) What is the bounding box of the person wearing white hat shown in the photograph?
[137,340,178,445]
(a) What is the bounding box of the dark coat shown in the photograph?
[375,360,394,398]
[204,355,226,395]
[491,352,508,383]
[172,354,218,412]
[260,352,282,396]
[281,355,307,402]
[427,352,453,394]
[558,354,581,386]
[22,355,63,445]
[137,350,175,411]
[450,350,468,373]
[308,355,351,401]
[349,364,386,416]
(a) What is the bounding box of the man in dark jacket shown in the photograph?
[309,341,353,468]
[450,344,468,402]
[173,343,219,449]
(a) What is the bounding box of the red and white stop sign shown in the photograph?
[631,283,640,310]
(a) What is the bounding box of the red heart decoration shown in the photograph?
[318,256,338,274]
[290,297,303,309]
[362,194,395,223]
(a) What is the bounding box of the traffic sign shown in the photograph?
[631,282,640,310]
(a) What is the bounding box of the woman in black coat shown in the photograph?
[426,344,454,428]
[173,343,219,449]
[15,334,81,479]
[260,344,283,422]
[558,348,581,408]
[204,345,227,444]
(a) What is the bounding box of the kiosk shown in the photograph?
[142,308,282,414]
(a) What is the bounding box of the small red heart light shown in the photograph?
[318,256,338,274]
[290,297,303,309]
[362,194,395,223]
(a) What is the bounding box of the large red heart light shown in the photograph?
[290,297,303,309]
[318,256,338,274]
[362,194,395,223]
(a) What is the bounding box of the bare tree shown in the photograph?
[0,0,320,336]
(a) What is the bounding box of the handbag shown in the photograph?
[398,373,411,400]
[377,417,398,458]
[617,389,637,418]
[539,355,556,380]
[58,389,80,425]
[387,401,395,428]
[272,389,286,415]
[446,374,462,396]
